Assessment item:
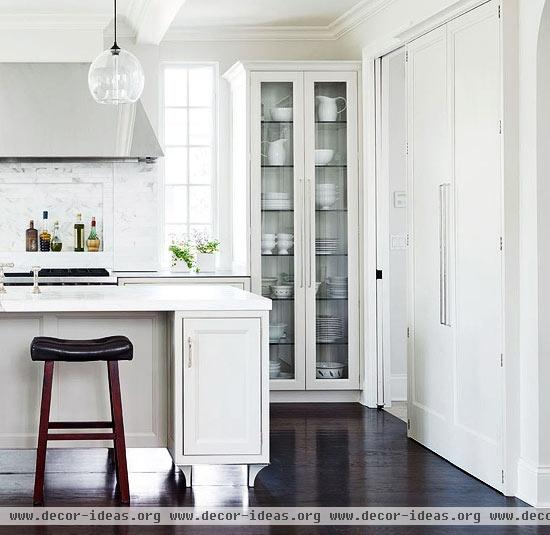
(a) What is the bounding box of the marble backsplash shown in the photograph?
[0,161,159,271]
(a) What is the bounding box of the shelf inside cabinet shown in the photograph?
[316,297,348,301]
[316,121,347,125]
[261,209,294,212]
[261,254,294,257]
[315,253,348,257]
[315,165,347,169]
[316,341,349,345]
[269,341,295,345]
[316,209,348,212]
[262,165,294,168]
[262,121,293,125]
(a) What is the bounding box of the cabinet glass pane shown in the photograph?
[314,81,349,381]
[261,82,296,381]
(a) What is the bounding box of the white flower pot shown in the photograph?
[197,252,216,272]
[170,258,192,273]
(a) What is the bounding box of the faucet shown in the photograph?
[31,266,41,295]
[0,263,14,294]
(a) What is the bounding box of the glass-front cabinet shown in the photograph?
[225,62,360,391]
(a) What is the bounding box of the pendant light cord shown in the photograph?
[111,0,120,52]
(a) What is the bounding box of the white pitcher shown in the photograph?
[316,96,347,122]
[262,138,287,166]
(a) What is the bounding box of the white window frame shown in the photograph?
[160,61,219,261]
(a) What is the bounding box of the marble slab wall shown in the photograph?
[0,161,159,271]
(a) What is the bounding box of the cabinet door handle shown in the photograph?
[307,178,313,288]
[299,178,305,288]
[439,183,451,326]
[187,336,193,368]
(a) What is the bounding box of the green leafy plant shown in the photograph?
[169,241,195,269]
[193,231,220,254]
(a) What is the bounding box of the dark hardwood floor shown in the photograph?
[0,404,539,534]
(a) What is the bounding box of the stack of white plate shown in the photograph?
[262,192,292,210]
[326,276,348,299]
[316,315,344,343]
[269,360,281,379]
[262,277,278,297]
[315,238,339,255]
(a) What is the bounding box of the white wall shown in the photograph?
[157,39,354,269]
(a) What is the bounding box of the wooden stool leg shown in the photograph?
[108,361,129,504]
[33,361,54,505]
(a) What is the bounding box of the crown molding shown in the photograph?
[164,25,332,42]
[329,0,398,39]
[164,0,396,42]
[0,14,111,31]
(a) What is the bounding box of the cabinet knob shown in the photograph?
[187,336,193,368]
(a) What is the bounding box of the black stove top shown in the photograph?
[5,268,110,278]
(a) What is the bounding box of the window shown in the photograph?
[162,64,216,251]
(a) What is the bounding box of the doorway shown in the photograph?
[374,0,504,491]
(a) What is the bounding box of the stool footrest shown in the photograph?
[47,433,115,441]
[48,421,113,429]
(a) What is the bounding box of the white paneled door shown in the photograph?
[407,2,503,490]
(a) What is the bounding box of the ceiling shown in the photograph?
[0,0,375,43]
[172,0,364,28]
[0,0,122,15]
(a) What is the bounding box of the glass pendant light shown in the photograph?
[88,0,145,104]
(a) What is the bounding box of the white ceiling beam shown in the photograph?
[125,0,187,45]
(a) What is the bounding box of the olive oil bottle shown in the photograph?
[74,213,84,252]
[51,221,62,252]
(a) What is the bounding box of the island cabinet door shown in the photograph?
[182,318,262,456]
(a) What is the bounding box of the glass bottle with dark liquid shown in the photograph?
[39,211,51,252]
[26,220,38,252]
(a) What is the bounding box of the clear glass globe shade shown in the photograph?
[88,48,145,105]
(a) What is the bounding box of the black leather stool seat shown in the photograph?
[31,336,133,362]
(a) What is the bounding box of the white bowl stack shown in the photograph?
[316,314,344,343]
[326,276,348,299]
[261,234,276,255]
[277,233,294,255]
[262,192,292,210]
[315,183,338,210]
[269,360,282,379]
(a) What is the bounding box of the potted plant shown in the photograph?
[169,241,195,273]
[193,232,220,273]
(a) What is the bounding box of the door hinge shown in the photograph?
[498,5,501,18]
[499,237,503,251]
[407,419,411,430]
[499,120,502,134]
[405,50,409,62]
[502,470,505,484]
[407,327,410,338]
[406,142,409,155]
[406,233,410,247]
[376,269,383,280]
[500,353,504,367]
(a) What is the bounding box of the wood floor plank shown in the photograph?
[0,404,537,534]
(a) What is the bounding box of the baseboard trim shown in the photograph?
[270,390,362,403]
[391,374,407,401]
[517,458,550,507]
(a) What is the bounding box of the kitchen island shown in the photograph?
[0,285,271,486]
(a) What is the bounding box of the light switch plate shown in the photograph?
[391,235,408,250]
[393,191,407,208]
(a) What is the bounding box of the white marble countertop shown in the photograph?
[114,269,250,279]
[0,285,271,313]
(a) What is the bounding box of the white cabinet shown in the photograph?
[224,62,361,392]
[182,318,261,455]
[169,311,270,485]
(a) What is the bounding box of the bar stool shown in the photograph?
[30,336,133,505]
